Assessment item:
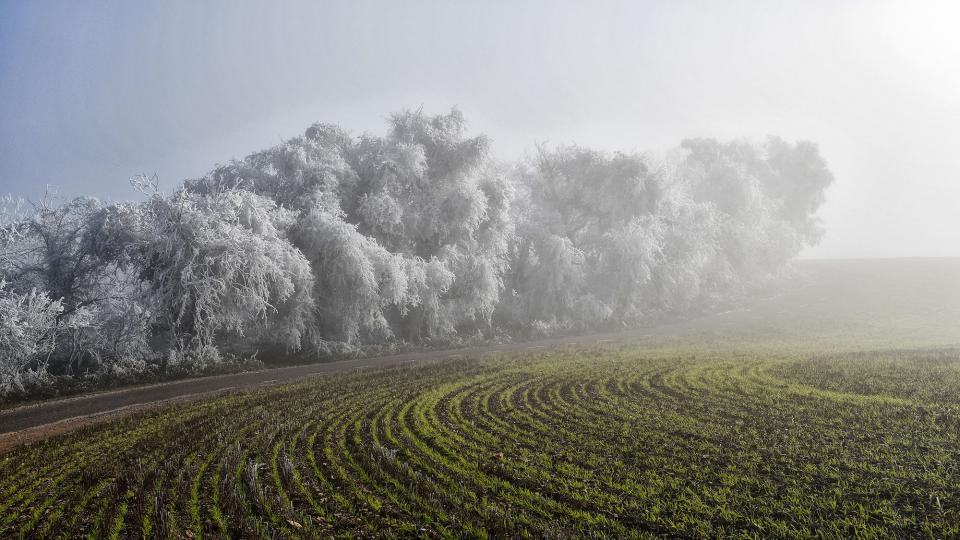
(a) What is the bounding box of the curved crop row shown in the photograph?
[2,345,959,538]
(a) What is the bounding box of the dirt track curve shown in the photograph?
[0,326,705,451]
[2,258,957,452]
[0,311,764,452]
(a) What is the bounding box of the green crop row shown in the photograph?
[1,344,959,538]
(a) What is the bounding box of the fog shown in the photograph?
[1,0,958,261]
[4,5,960,534]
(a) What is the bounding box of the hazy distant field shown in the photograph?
[2,259,959,538]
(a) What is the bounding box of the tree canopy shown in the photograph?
[0,108,833,396]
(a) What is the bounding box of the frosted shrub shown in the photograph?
[137,189,315,361]
[187,108,515,345]
[0,281,62,395]
[0,107,834,393]
[502,136,832,328]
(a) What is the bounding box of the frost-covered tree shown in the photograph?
[501,136,832,331]
[501,145,674,330]
[186,108,514,344]
[0,107,834,397]
[0,281,64,395]
[1,197,115,314]
[291,200,409,344]
[0,193,151,375]
[681,137,833,282]
[132,188,315,366]
[363,110,513,339]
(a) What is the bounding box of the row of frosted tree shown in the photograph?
[0,109,832,396]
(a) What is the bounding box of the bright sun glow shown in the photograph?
[880,0,960,85]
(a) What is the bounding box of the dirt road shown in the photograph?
[3,258,958,451]
[0,330,668,451]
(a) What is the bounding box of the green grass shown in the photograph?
[2,339,960,538]
[3,259,960,538]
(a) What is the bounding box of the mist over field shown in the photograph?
[2,1,960,537]
[0,106,835,395]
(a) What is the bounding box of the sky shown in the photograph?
[1,0,958,259]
